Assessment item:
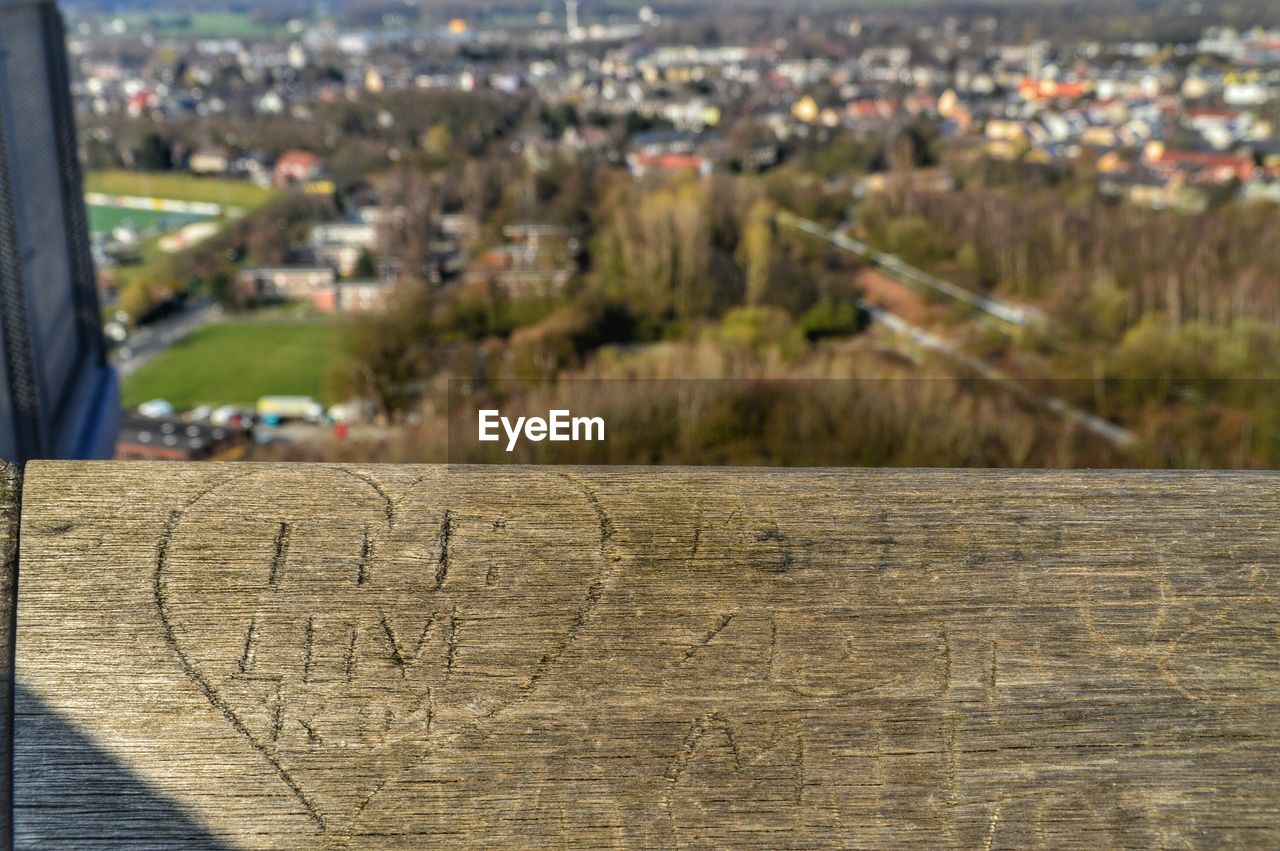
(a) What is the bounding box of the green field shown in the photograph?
[88,171,278,299]
[108,12,282,39]
[88,204,208,237]
[122,321,341,410]
[86,171,276,212]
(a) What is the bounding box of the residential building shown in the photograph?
[273,149,324,187]
[239,266,338,301]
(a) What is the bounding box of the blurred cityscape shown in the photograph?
[64,0,1280,466]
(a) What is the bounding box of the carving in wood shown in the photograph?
[151,468,613,832]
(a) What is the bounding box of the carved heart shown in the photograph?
[155,468,610,832]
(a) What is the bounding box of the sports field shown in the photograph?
[122,321,341,410]
[87,171,279,298]
[95,12,282,40]
[88,204,208,237]
[85,171,275,212]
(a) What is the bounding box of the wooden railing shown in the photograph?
[1,462,1278,847]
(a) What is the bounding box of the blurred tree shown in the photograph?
[738,200,775,307]
[138,133,173,171]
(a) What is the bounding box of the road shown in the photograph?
[111,300,220,380]
[777,213,1133,447]
[856,297,1135,448]
[778,212,1046,328]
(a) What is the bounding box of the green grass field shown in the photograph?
[88,204,208,237]
[109,12,281,39]
[122,321,342,410]
[86,171,276,212]
[88,171,278,300]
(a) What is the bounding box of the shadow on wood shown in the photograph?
[13,682,231,849]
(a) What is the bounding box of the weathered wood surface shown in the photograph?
[12,462,1280,848]
[0,464,18,850]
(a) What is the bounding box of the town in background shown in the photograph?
[66,0,1280,467]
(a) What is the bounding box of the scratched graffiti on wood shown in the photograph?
[150,468,612,832]
[11,464,1280,847]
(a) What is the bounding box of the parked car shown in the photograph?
[257,396,325,424]
[137,399,175,419]
[209,405,256,429]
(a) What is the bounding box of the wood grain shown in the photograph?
[12,463,1280,848]
[0,463,17,850]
